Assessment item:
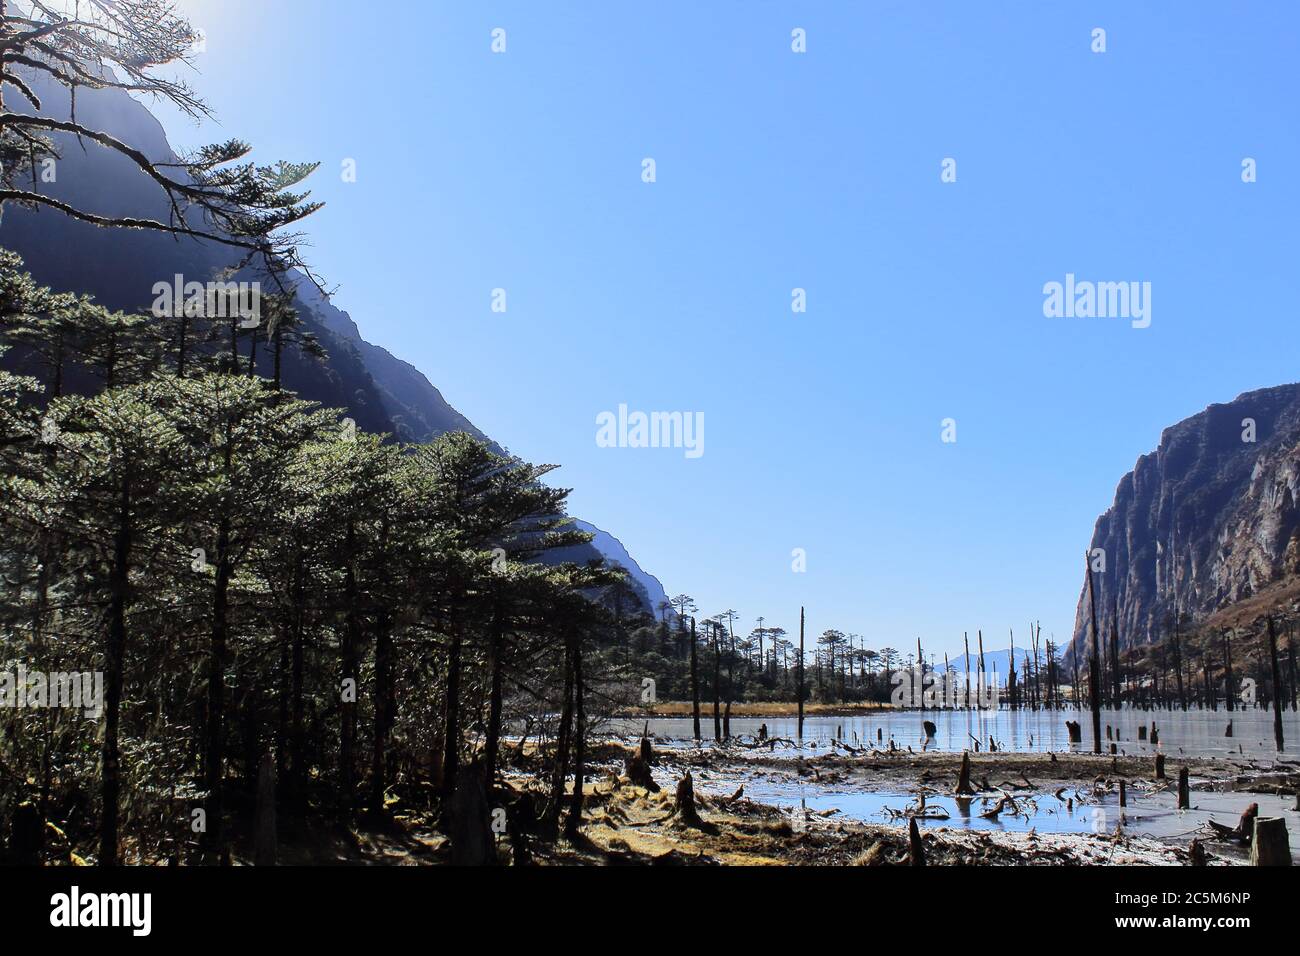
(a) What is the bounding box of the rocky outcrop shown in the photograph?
[1071,383,1300,654]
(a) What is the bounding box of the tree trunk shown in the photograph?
[1084,554,1103,754]
[289,563,306,809]
[203,513,232,864]
[450,765,496,865]
[689,617,701,742]
[254,752,277,865]
[441,603,463,814]
[545,631,575,837]
[1268,617,1285,751]
[564,637,585,838]
[483,602,505,801]
[370,611,393,813]
[100,467,132,866]
[797,607,806,739]
[712,630,722,742]
[340,523,362,816]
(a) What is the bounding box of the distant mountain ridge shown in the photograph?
[1070,382,1300,655]
[0,68,667,613]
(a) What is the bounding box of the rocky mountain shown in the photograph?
[0,68,666,614]
[1070,383,1300,654]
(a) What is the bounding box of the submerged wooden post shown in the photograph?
[1177,767,1190,810]
[1155,753,1166,780]
[1251,817,1291,866]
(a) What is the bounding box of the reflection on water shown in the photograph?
[730,777,1300,859]
[634,706,1300,757]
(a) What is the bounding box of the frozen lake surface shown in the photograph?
[630,706,1300,757]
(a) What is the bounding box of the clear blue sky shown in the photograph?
[152,1,1298,659]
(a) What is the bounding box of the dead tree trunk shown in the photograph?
[712,626,722,743]
[1268,617,1286,751]
[689,617,701,743]
[1084,553,1103,754]
[1110,599,1122,707]
[917,636,926,712]
[963,632,972,711]
[1177,767,1190,810]
[797,607,806,740]
[1224,632,1235,712]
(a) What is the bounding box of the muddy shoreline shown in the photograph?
[501,736,1300,866]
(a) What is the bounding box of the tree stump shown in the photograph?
[1251,817,1291,866]
[908,817,925,866]
[639,733,655,766]
[1150,726,1159,746]
[624,749,660,793]
[1119,779,1127,807]
[1154,753,1166,780]
[1065,720,1081,744]
[1138,726,1147,741]
[254,752,277,866]
[1177,767,1190,810]
[1225,720,1233,738]
[954,751,975,795]
[1188,838,1208,866]
[673,771,710,830]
